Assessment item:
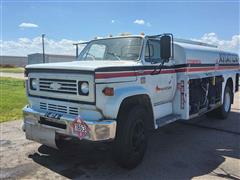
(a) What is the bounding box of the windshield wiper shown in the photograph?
[107,52,121,60]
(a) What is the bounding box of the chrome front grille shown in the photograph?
[40,102,79,115]
[39,78,77,95]
[28,73,94,103]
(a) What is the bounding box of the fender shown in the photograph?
[98,85,152,119]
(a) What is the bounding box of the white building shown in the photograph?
[0,53,76,67]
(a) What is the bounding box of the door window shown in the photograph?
[145,40,161,63]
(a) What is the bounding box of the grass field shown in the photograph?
[0,67,24,73]
[0,77,27,123]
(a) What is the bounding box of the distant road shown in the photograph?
[0,72,25,79]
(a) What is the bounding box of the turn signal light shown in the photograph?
[102,87,114,96]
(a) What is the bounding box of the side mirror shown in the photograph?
[160,35,171,61]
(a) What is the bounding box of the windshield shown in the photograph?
[78,37,143,61]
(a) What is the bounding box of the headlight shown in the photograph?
[30,78,37,90]
[78,81,89,95]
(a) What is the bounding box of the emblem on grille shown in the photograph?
[49,82,61,90]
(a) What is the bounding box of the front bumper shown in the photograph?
[23,105,117,145]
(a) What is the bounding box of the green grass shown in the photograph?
[0,77,27,123]
[0,67,24,73]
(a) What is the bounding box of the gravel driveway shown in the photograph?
[1,92,239,180]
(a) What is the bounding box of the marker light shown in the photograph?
[102,87,114,96]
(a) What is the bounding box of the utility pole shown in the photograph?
[42,34,45,63]
[73,43,79,59]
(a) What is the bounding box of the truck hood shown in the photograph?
[26,60,139,71]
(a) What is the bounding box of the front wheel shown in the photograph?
[113,105,148,169]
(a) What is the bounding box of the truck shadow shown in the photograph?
[29,111,240,180]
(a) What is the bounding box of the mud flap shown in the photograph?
[25,123,58,149]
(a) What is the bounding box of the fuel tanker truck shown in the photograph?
[23,33,239,169]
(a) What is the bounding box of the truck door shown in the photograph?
[144,39,176,105]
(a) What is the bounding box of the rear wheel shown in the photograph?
[113,105,148,169]
[218,86,232,119]
[206,86,232,119]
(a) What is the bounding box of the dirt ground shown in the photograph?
[0,92,239,180]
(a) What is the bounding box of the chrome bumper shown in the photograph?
[22,105,117,144]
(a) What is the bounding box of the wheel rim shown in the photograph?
[132,121,145,153]
[224,91,231,112]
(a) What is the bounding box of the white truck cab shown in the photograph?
[23,34,239,169]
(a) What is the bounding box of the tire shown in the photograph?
[206,86,232,119]
[113,105,148,169]
[55,134,74,152]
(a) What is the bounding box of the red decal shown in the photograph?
[187,59,201,64]
[180,80,185,109]
[177,82,182,90]
[95,69,176,79]
[95,66,239,79]
[96,72,136,79]
[71,116,90,139]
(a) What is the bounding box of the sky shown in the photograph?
[1,1,239,56]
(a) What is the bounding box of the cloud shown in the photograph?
[133,19,152,27]
[192,33,240,53]
[0,37,85,56]
[19,22,39,28]
[1,33,239,57]
[134,19,145,25]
